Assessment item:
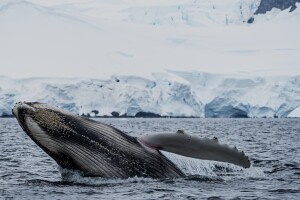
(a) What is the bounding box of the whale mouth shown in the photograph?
[13,102,36,131]
[12,102,133,178]
[12,102,81,170]
[13,102,37,116]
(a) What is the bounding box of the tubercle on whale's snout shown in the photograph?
[12,102,41,127]
[12,101,25,118]
[12,102,29,131]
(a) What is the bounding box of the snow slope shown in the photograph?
[0,0,299,79]
[1,72,299,118]
[288,106,300,117]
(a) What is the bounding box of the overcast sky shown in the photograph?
[0,0,299,79]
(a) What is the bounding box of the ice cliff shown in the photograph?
[1,72,299,118]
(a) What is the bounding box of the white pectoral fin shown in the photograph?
[138,133,251,168]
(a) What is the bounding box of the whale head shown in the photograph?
[12,102,140,177]
[12,102,91,172]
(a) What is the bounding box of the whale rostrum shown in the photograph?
[12,102,250,178]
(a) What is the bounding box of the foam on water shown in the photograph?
[56,150,265,186]
[59,168,156,186]
[162,151,265,180]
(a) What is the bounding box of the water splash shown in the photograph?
[57,151,265,186]
[162,151,265,180]
[59,168,155,186]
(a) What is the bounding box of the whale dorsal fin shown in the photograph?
[138,132,250,168]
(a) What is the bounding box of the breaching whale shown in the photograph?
[12,102,250,178]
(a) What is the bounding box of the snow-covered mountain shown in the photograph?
[1,72,299,118]
[0,0,299,78]
[0,0,299,117]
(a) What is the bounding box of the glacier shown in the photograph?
[0,0,299,118]
[1,72,299,118]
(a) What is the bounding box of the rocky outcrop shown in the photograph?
[135,112,161,118]
[255,0,299,14]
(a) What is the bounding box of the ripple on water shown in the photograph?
[1,118,300,199]
[269,189,300,194]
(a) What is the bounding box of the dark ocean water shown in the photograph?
[1,118,299,200]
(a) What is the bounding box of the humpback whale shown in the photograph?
[12,102,250,178]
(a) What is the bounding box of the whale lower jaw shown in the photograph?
[24,116,129,178]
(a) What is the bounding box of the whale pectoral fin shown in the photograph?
[138,133,251,168]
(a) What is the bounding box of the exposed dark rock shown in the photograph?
[91,110,99,115]
[135,112,161,118]
[255,0,299,14]
[111,111,120,117]
[247,17,255,24]
[205,98,248,118]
